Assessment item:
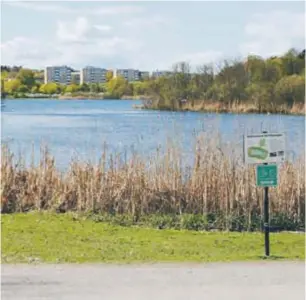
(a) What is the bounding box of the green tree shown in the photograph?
[132,81,148,96]
[65,84,80,93]
[4,79,21,94]
[214,60,248,102]
[281,48,304,76]
[79,83,90,92]
[18,85,29,93]
[31,86,39,93]
[244,55,266,83]
[39,83,59,94]
[245,82,274,109]
[106,70,113,82]
[193,64,214,99]
[89,83,100,93]
[16,69,36,87]
[105,76,130,98]
[264,57,283,83]
[1,79,5,98]
[1,71,8,80]
[274,75,305,106]
[98,83,106,93]
[57,84,66,94]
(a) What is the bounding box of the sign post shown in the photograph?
[263,184,269,256]
[244,131,285,257]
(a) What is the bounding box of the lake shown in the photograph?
[1,99,305,169]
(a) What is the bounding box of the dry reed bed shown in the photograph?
[1,138,305,230]
[181,101,305,115]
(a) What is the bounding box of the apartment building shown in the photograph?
[114,69,140,82]
[80,66,107,84]
[44,66,73,85]
[139,71,150,80]
[152,70,173,78]
[71,71,81,85]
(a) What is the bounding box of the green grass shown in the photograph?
[1,213,304,264]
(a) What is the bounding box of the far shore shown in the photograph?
[3,94,147,100]
[3,95,305,116]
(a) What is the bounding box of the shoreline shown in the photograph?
[138,107,306,116]
[3,94,147,101]
[138,100,305,116]
[3,96,305,116]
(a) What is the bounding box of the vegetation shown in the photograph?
[0,65,138,100]
[1,133,304,231]
[2,213,304,263]
[1,49,304,115]
[1,66,44,98]
[142,48,305,114]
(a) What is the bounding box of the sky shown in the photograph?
[0,0,305,71]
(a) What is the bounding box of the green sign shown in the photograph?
[256,164,278,187]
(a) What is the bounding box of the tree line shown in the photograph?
[143,48,305,111]
[1,49,305,110]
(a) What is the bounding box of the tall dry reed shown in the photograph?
[1,136,305,231]
[181,100,305,115]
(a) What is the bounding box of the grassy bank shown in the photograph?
[1,213,304,263]
[1,138,304,231]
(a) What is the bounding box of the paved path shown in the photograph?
[1,262,305,300]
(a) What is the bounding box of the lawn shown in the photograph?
[1,213,304,263]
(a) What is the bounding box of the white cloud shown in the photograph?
[240,10,305,57]
[5,1,74,13]
[94,25,112,32]
[4,1,144,15]
[1,37,61,66]
[0,14,222,72]
[56,17,92,43]
[56,18,113,44]
[1,16,144,69]
[92,6,144,15]
[124,15,170,28]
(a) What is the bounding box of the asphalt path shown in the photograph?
[1,262,305,300]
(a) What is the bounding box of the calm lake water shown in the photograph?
[1,99,305,169]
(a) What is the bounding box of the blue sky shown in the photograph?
[1,1,305,71]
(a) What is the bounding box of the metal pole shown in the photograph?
[262,130,270,257]
[264,185,270,256]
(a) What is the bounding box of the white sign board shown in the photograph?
[244,133,285,164]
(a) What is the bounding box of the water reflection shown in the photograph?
[1,99,305,170]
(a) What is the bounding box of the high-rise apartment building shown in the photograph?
[139,71,150,80]
[114,69,140,82]
[44,66,73,85]
[80,66,108,84]
[152,70,173,78]
[71,71,81,85]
